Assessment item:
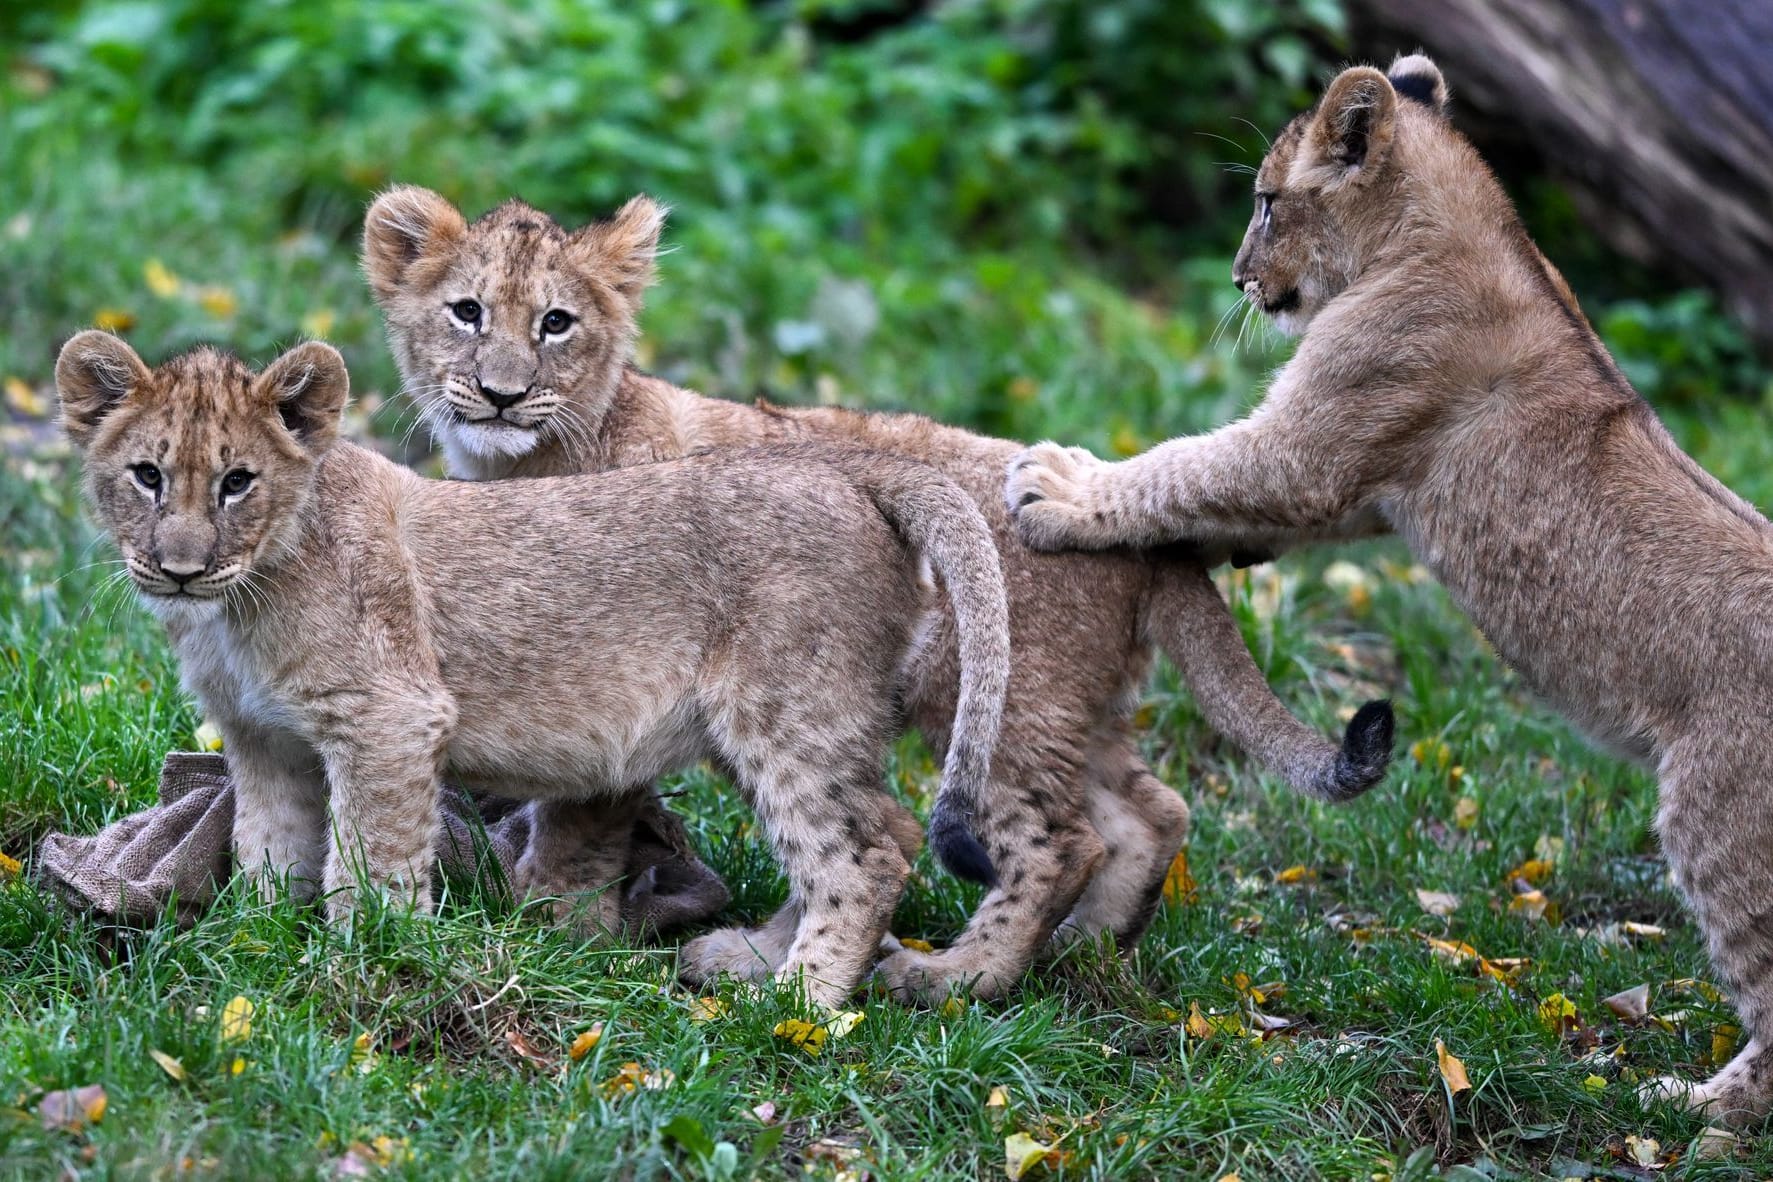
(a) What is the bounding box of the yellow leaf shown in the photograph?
[1621,921,1666,941]
[688,996,728,1024]
[93,308,136,333]
[1004,1132,1056,1181]
[773,1018,828,1055]
[350,1030,376,1073]
[1583,1074,1607,1094]
[1162,849,1197,906]
[220,995,254,1043]
[37,1084,106,1132]
[4,377,47,418]
[1537,992,1578,1036]
[986,1086,1009,1108]
[301,307,337,340]
[1507,858,1554,886]
[1421,935,1480,966]
[143,258,181,298]
[825,1010,865,1039]
[1478,956,1530,984]
[1711,1024,1741,1066]
[1184,1001,1247,1041]
[898,937,936,954]
[1274,864,1315,885]
[1508,888,1560,925]
[1410,738,1452,771]
[1452,796,1479,829]
[1624,1135,1661,1167]
[197,286,238,319]
[148,1050,186,1081]
[940,996,967,1019]
[1434,1039,1471,1094]
[229,1056,246,1076]
[1109,424,1143,457]
[0,851,20,879]
[195,720,224,752]
[599,1060,672,1098]
[1534,834,1565,864]
[568,1024,605,1061]
[1217,1175,1243,1182]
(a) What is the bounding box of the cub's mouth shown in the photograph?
[1260,288,1301,315]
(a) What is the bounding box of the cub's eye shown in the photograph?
[450,299,483,326]
[540,309,575,337]
[220,469,255,499]
[130,463,162,492]
[1257,192,1276,225]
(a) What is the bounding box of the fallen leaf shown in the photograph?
[1710,1024,1741,1066]
[503,1028,553,1068]
[1435,1039,1471,1094]
[0,851,20,879]
[1453,796,1479,830]
[1507,858,1554,885]
[751,1100,777,1124]
[940,996,967,1018]
[220,995,254,1043]
[1602,984,1650,1022]
[1478,956,1530,984]
[1162,849,1197,906]
[1421,935,1480,966]
[600,1061,673,1098]
[1508,888,1560,925]
[1537,993,1579,1037]
[773,1018,828,1055]
[1415,889,1461,917]
[1583,1074,1607,1094]
[1185,1001,1247,1041]
[897,937,936,954]
[1623,1135,1660,1167]
[334,1135,411,1176]
[149,1050,186,1081]
[1534,834,1565,864]
[4,377,46,418]
[349,1031,377,1074]
[1004,1131,1061,1180]
[38,1084,107,1132]
[1410,737,1453,771]
[825,1010,866,1039]
[569,1023,605,1059]
[986,1086,1009,1108]
[1621,921,1666,941]
[229,1056,247,1076]
[1274,864,1316,885]
[143,258,181,298]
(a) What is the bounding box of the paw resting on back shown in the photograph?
[1004,443,1121,552]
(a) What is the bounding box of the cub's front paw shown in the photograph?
[874,947,1004,1005]
[679,926,780,986]
[1005,443,1121,552]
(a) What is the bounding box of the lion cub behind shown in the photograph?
[56,331,1010,1008]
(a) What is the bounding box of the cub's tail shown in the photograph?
[822,448,1009,887]
[1145,558,1393,803]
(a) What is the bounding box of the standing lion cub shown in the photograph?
[1009,55,1773,1124]
[55,331,1011,1009]
[359,184,1395,1003]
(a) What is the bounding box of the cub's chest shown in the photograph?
[169,613,309,739]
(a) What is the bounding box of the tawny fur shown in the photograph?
[359,186,1394,1002]
[55,334,1011,1010]
[1008,54,1773,1125]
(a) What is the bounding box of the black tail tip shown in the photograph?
[1329,698,1395,800]
[929,816,997,888]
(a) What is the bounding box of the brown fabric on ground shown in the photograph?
[31,753,729,932]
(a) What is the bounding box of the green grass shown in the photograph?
[8,1,1773,1177]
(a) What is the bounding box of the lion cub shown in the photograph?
[1010,55,1773,1123]
[56,332,1010,1008]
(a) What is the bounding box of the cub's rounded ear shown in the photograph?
[256,341,350,456]
[1388,53,1449,115]
[569,195,669,303]
[362,185,468,302]
[1305,66,1399,186]
[55,329,151,449]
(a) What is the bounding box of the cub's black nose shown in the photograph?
[482,385,528,411]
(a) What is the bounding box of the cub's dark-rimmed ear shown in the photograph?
[1305,66,1399,186]
[569,194,669,304]
[1388,53,1449,115]
[256,341,349,456]
[55,329,151,449]
[362,185,468,302]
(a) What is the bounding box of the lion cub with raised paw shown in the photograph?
[1010,54,1773,1126]
[56,332,1010,1010]
[361,184,1395,1004]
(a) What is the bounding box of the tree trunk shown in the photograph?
[1346,0,1773,348]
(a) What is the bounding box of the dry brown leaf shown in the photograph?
[38,1084,107,1132]
[1602,984,1650,1022]
[751,1100,778,1124]
[504,1028,554,1068]
[1435,1039,1472,1094]
[1162,849,1197,906]
[1623,1134,1663,1168]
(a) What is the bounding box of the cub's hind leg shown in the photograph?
[1646,732,1773,1126]
[877,752,1104,1004]
[1049,743,1189,953]
[680,796,922,984]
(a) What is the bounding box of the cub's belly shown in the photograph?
[444,697,712,798]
